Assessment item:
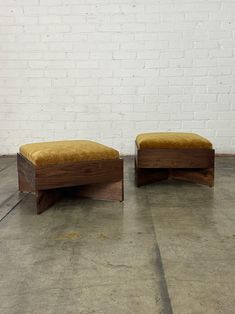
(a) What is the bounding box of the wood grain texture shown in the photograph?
[36,189,63,215]
[17,154,124,214]
[35,158,123,190]
[171,168,214,187]
[17,153,35,192]
[136,146,214,169]
[135,142,215,187]
[67,180,124,201]
[135,160,168,187]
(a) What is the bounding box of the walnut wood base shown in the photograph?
[135,167,214,187]
[67,180,123,202]
[135,144,215,188]
[36,189,62,215]
[17,154,124,215]
[135,163,169,187]
[171,168,214,187]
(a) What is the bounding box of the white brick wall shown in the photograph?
[0,0,235,155]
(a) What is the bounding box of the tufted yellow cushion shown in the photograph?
[136,132,213,149]
[20,140,120,167]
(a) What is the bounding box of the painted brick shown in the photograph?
[0,0,234,154]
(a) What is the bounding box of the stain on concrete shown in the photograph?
[97,233,109,240]
[54,231,81,240]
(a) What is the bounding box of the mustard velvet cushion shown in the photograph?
[20,140,120,166]
[136,132,213,149]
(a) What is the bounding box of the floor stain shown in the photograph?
[97,233,109,240]
[54,231,81,240]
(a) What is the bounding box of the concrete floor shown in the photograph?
[0,156,234,314]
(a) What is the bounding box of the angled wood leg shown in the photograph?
[135,166,169,187]
[36,189,64,215]
[67,180,124,202]
[171,168,214,187]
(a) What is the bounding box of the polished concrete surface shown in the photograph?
[0,156,234,314]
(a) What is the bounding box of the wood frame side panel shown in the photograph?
[136,146,215,169]
[134,142,215,187]
[35,158,123,190]
[17,153,36,192]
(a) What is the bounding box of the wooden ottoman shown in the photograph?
[135,132,214,187]
[17,140,123,214]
